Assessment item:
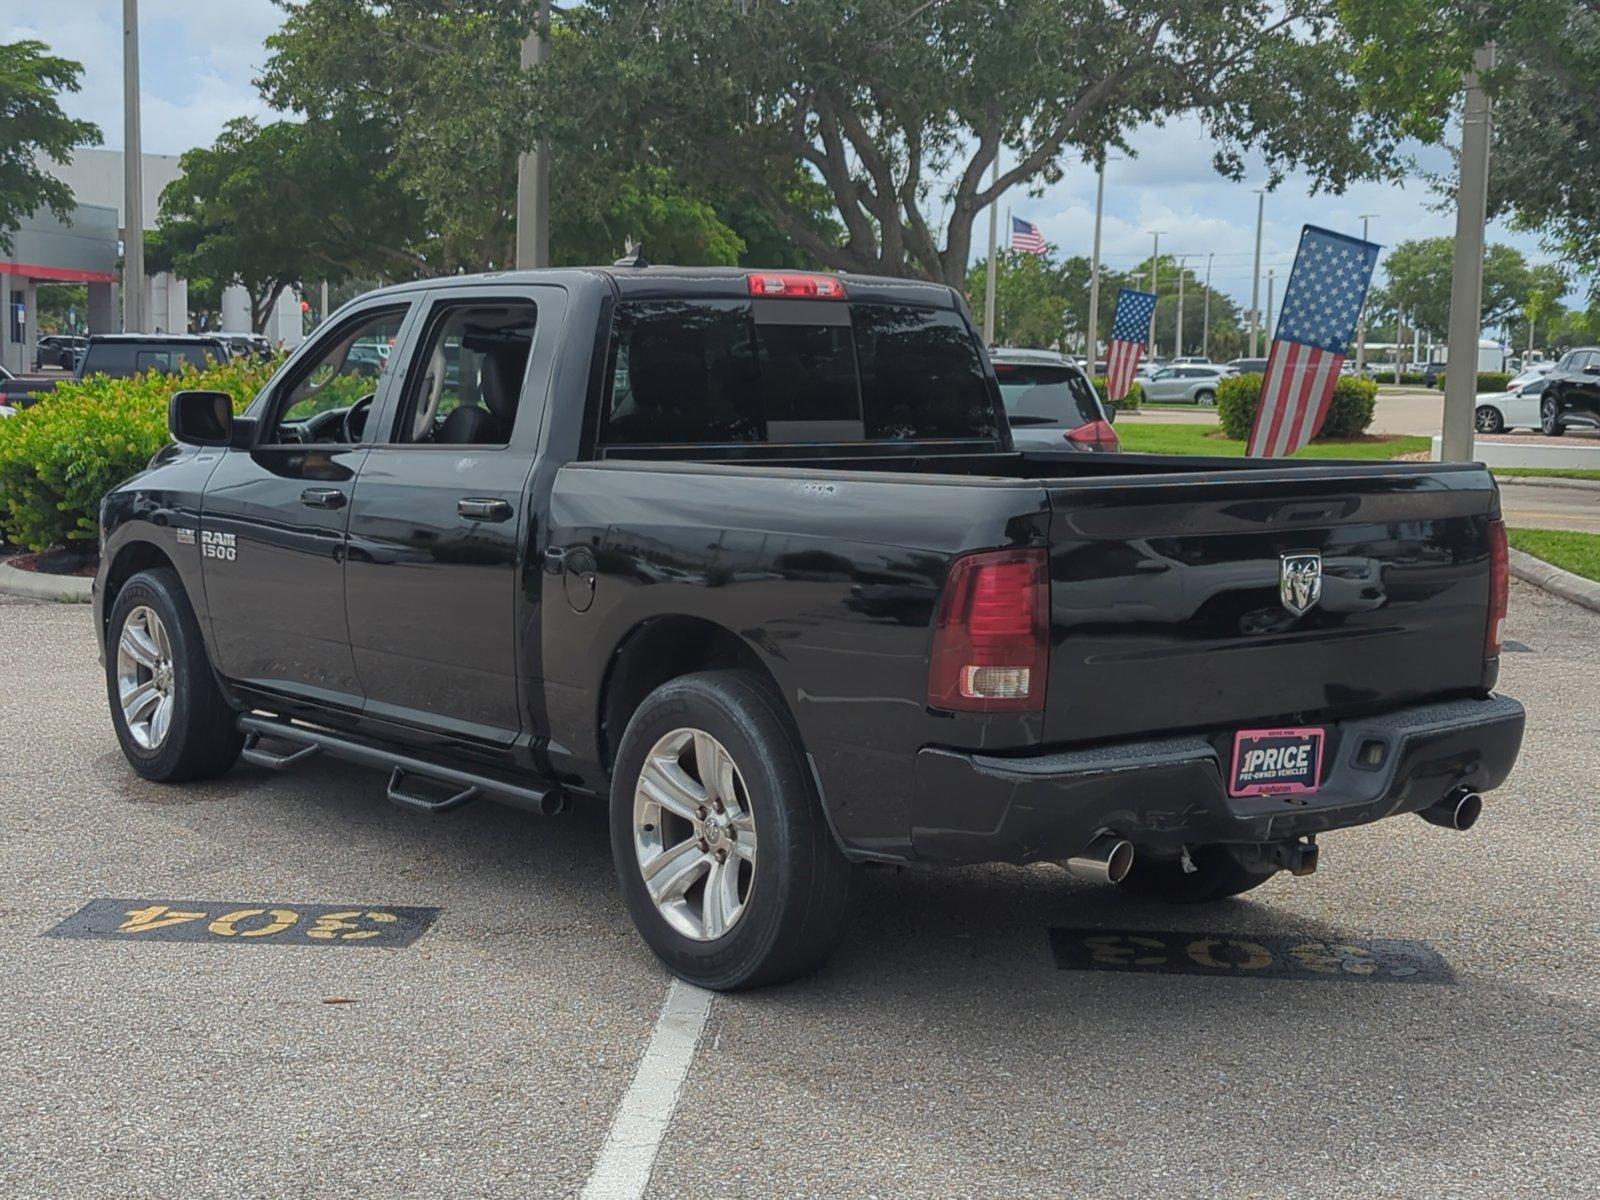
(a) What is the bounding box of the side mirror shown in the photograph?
[169,389,234,447]
[1104,400,1118,424]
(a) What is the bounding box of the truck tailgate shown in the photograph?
[1042,469,1498,744]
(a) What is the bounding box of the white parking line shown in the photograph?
[580,979,714,1200]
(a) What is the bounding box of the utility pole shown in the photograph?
[1201,252,1214,362]
[1265,269,1276,342]
[122,0,146,334]
[320,280,330,326]
[982,156,1000,345]
[1147,231,1162,356]
[1174,255,1187,359]
[1395,308,1404,385]
[1442,44,1496,462]
[1356,214,1377,372]
[1249,189,1265,357]
[514,0,552,269]
[1086,156,1106,370]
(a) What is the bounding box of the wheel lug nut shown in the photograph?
[713,799,724,813]
[698,839,709,853]
[697,806,708,819]
[716,849,727,863]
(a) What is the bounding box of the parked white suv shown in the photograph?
[1142,364,1231,405]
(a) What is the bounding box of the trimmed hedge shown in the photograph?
[1092,377,1143,410]
[1217,372,1379,442]
[0,357,277,552]
[1435,371,1511,392]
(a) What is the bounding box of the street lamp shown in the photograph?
[1355,214,1377,371]
[1174,254,1188,359]
[1249,189,1266,356]
[1146,231,1163,355]
[1201,252,1214,362]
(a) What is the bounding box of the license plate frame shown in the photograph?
[1229,727,1325,798]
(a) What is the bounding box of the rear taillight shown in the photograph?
[1487,518,1508,657]
[747,272,847,300]
[928,548,1049,712]
[1066,420,1119,452]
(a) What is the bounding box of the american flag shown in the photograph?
[1010,216,1047,255]
[1248,225,1380,457]
[1105,287,1156,402]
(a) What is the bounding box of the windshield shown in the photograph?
[992,363,1101,427]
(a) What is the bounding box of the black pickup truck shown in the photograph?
[94,266,1524,989]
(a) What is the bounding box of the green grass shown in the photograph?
[1115,422,1430,461]
[1493,468,1600,481]
[1507,527,1600,581]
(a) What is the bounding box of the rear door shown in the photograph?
[1040,468,1498,745]
[342,284,559,746]
[201,302,417,707]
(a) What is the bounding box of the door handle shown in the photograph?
[300,488,346,509]
[458,497,514,522]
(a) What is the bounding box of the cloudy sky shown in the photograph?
[2,0,1568,313]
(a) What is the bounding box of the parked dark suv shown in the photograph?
[0,334,229,407]
[1540,346,1600,436]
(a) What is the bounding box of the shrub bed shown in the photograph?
[1435,371,1512,392]
[0,356,277,552]
[1092,377,1143,410]
[1217,372,1379,442]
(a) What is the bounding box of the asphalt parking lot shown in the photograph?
[1,583,1595,1199]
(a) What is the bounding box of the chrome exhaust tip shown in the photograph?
[1063,834,1134,885]
[1420,789,1483,831]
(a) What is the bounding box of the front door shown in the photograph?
[201,303,416,708]
[343,289,555,745]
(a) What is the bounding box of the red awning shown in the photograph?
[0,260,120,284]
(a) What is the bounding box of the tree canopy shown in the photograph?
[0,40,100,253]
[540,0,1441,286]
[1374,237,1542,340]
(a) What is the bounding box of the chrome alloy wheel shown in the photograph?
[116,605,175,750]
[632,727,758,941]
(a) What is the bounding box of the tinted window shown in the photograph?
[599,300,997,445]
[993,364,1100,427]
[390,301,536,446]
[268,308,408,443]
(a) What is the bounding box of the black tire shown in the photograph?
[1541,394,1566,436]
[105,568,243,782]
[1475,405,1504,434]
[1116,845,1277,904]
[1195,388,1216,407]
[610,669,856,990]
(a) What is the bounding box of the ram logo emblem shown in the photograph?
[1279,552,1322,616]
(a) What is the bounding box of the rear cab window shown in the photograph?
[993,363,1101,428]
[597,296,999,446]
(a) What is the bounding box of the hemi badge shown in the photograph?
[175,528,196,545]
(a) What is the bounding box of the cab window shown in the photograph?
[388,302,537,446]
[263,308,407,445]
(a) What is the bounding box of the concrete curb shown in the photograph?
[1494,474,1600,494]
[0,560,92,603]
[1508,547,1600,614]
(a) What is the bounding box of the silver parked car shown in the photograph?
[990,348,1120,452]
[1141,364,1230,405]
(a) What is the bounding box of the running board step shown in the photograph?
[236,714,565,816]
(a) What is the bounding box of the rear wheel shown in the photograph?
[610,670,856,990]
[1475,405,1505,434]
[1541,394,1567,436]
[1116,846,1277,904]
[106,568,242,782]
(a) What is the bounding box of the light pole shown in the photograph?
[1086,156,1107,369]
[122,0,145,333]
[982,156,1001,345]
[1174,255,1187,359]
[1146,231,1163,355]
[1442,44,1497,462]
[514,0,552,269]
[1249,189,1266,356]
[1265,268,1276,343]
[1355,214,1377,371]
[1201,252,1214,362]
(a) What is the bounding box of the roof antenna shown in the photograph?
[614,241,649,268]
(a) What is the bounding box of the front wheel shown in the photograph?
[1116,846,1277,904]
[1541,395,1567,436]
[106,568,243,782]
[610,670,856,990]
[1475,405,1505,434]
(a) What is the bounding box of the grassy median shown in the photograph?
[1507,528,1600,582]
[1115,422,1430,461]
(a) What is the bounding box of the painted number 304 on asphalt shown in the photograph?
[1049,927,1454,984]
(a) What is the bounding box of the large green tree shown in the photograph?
[1375,238,1538,339]
[156,117,422,331]
[541,0,1441,286]
[0,40,100,252]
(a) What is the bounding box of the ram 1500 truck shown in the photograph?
[94,266,1524,990]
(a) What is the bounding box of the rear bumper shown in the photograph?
[909,694,1525,865]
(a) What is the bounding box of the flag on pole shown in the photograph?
[1010,216,1047,255]
[1105,287,1157,401]
[1247,225,1380,457]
